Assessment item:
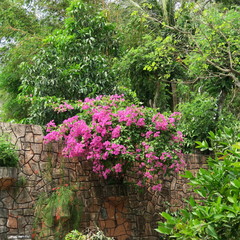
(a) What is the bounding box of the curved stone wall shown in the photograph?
[0,122,207,240]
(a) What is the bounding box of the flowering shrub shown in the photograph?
[44,95,185,191]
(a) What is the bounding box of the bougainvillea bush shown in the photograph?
[44,95,185,191]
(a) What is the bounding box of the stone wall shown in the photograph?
[0,122,207,240]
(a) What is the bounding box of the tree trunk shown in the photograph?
[216,88,227,122]
[171,82,177,111]
[153,81,160,108]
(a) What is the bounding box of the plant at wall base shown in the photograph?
[33,185,82,240]
[65,228,115,240]
[0,135,18,167]
[156,128,240,240]
[44,95,185,191]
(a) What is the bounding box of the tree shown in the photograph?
[111,0,188,110]
[0,0,46,121]
[17,0,118,124]
[184,6,240,118]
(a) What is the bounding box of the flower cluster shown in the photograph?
[44,95,185,191]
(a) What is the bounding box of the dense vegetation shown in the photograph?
[0,0,239,151]
[0,135,18,167]
[1,1,239,239]
[157,128,240,239]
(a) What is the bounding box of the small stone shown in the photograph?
[0,225,8,233]
[22,163,33,176]
[16,189,32,204]
[7,216,18,229]
[25,132,34,142]
[32,125,43,135]
[0,218,7,226]
[31,143,43,155]
[34,134,43,143]
[22,142,31,151]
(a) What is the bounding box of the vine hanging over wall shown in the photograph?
[44,95,185,191]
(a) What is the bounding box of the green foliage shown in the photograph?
[185,6,240,97]
[0,0,40,40]
[18,0,118,125]
[34,185,82,240]
[65,230,86,240]
[65,228,114,240]
[116,34,183,110]
[0,135,18,167]
[156,129,240,240]
[18,95,79,125]
[0,35,43,122]
[177,94,218,151]
[196,126,240,153]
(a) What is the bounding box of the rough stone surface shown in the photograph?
[0,122,208,240]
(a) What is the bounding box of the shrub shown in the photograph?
[33,185,82,240]
[156,128,240,240]
[0,135,18,167]
[44,95,185,191]
[177,94,218,152]
[65,228,114,240]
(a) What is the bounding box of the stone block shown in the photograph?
[0,225,8,233]
[32,125,43,135]
[31,143,43,155]
[7,216,18,229]
[23,209,33,216]
[17,216,28,232]
[0,217,7,226]
[22,163,33,176]
[29,162,40,175]
[21,142,31,151]
[34,134,43,144]
[16,189,32,204]
[32,155,41,162]
[2,196,13,207]
[11,124,26,138]
[25,132,34,142]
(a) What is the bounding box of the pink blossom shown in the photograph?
[82,104,90,110]
[153,131,160,137]
[43,131,61,144]
[172,131,184,143]
[111,125,121,139]
[137,181,144,187]
[145,131,153,138]
[44,95,184,192]
[136,118,145,127]
[46,120,56,132]
[144,172,153,179]
[102,168,111,179]
[152,113,168,130]
[152,184,162,191]
[113,163,122,173]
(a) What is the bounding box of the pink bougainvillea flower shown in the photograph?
[44,95,185,191]
[113,163,122,173]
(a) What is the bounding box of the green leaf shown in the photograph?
[232,142,240,149]
[195,189,206,198]
[181,170,193,179]
[161,212,176,224]
[156,225,172,234]
[206,225,218,239]
[227,197,236,203]
[189,196,196,207]
[231,162,240,168]
[231,179,240,188]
